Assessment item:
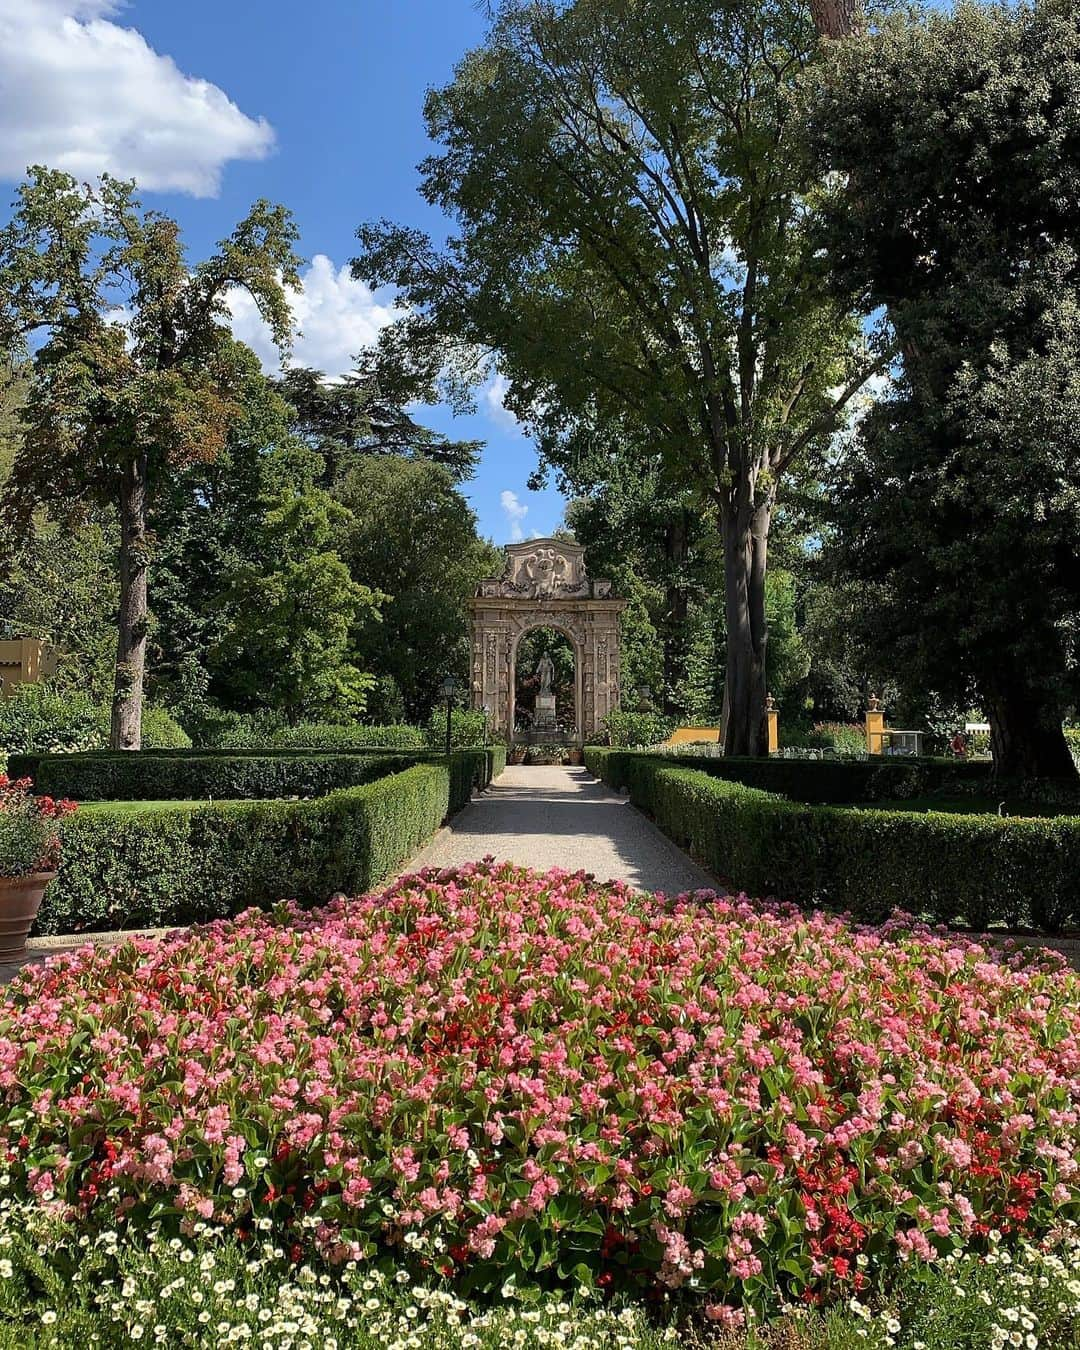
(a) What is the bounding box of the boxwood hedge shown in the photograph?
[586,748,1080,932]
[12,745,508,803]
[39,750,503,935]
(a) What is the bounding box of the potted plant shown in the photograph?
[0,776,74,960]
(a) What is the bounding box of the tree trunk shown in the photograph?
[720,500,772,757]
[110,453,149,751]
[810,0,863,39]
[983,676,1077,782]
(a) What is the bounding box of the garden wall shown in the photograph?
[586,749,1080,932]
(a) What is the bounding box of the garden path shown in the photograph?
[408,763,718,895]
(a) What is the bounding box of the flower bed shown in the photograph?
[0,864,1077,1326]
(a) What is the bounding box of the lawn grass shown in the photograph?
[851,795,1072,817]
[75,798,250,815]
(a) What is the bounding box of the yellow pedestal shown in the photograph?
[865,708,885,755]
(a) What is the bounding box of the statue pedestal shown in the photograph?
[534,693,557,731]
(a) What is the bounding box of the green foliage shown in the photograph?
[355,0,882,755]
[803,1,1080,779]
[40,764,450,934]
[0,168,302,749]
[764,570,811,711]
[268,722,426,751]
[35,751,500,934]
[334,457,502,722]
[0,685,188,756]
[788,722,867,756]
[0,513,118,701]
[139,707,192,750]
[601,710,675,748]
[0,685,103,756]
[146,347,323,717]
[586,750,1080,931]
[277,362,481,486]
[23,752,406,803]
[423,707,489,749]
[187,711,427,752]
[212,488,381,724]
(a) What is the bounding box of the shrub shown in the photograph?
[39,763,449,933]
[0,684,103,756]
[139,706,192,749]
[801,721,866,756]
[272,722,426,750]
[3,863,1077,1321]
[593,747,1000,805]
[15,745,504,804]
[424,707,488,749]
[1068,727,1080,770]
[33,751,498,934]
[586,750,1080,931]
[0,685,190,758]
[21,751,406,802]
[0,776,75,877]
[185,709,427,751]
[602,709,675,747]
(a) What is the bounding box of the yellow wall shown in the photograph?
[664,726,721,746]
[0,639,57,697]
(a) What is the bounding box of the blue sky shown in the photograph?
[0,0,567,543]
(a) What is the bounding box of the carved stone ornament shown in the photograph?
[477,539,607,600]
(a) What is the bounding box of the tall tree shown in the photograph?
[278,349,481,487]
[805,0,1080,779]
[355,0,886,755]
[0,168,301,748]
[334,457,501,722]
[147,346,322,719]
[211,488,382,725]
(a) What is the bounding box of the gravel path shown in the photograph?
[409,763,718,895]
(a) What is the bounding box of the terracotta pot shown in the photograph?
[0,873,55,961]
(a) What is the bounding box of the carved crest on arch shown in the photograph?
[476,538,613,600]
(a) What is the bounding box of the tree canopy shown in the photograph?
[355,0,885,756]
[0,168,301,748]
[805,0,1080,778]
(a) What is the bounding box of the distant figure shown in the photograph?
[536,652,555,696]
[949,729,968,759]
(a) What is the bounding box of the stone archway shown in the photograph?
[469,539,625,746]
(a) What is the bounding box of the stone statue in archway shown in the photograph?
[535,651,555,695]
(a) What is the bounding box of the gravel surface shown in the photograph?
[409,764,719,895]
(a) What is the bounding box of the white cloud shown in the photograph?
[226,255,399,378]
[0,0,273,197]
[484,371,524,434]
[500,489,528,542]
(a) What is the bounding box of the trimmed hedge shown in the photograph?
[38,750,503,935]
[12,745,508,802]
[586,749,1080,932]
[642,749,998,804]
[16,753,407,802]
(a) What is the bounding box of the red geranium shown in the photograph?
[0,775,76,877]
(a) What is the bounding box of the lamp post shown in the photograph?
[439,675,458,758]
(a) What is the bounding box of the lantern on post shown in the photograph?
[439,675,458,758]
